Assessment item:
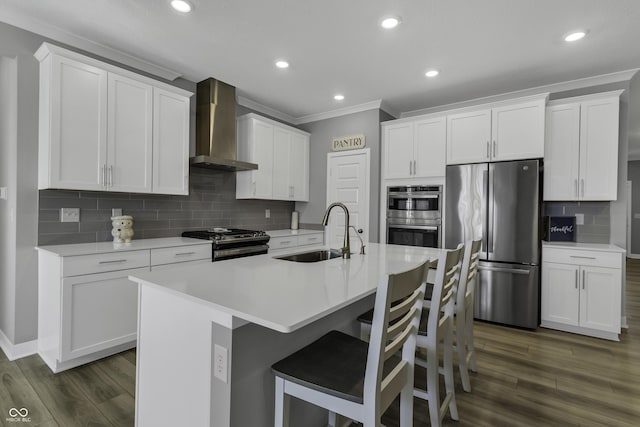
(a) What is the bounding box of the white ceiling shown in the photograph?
[3,0,640,121]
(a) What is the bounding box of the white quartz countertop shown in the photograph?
[542,241,626,253]
[36,237,211,257]
[129,243,443,333]
[266,229,324,238]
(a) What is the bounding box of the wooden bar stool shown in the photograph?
[413,245,463,427]
[357,246,464,427]
[271,259,431,427]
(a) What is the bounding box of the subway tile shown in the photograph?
[181,201,215,210]
[143,199,182,210]
[38,221,80,234]
[38,232,97,246]
[39,209,61,222]
[169,219,204,228]
[134,220,171,229]
[79,221,113,233]
[140,229,184,239]
[80,210,112,222]
[80,191,128,199]
[98,198,144,210]
[190,210,224,220]
[123,210,158,221]
[39,189,80,199]
[39,196,98,210]
[157,210,192,220]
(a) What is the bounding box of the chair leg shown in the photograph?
[274,377,290,427]
[399,373,414,427]
[456,314,471,392]
[426,347,441,427]
[328,411,337,427]
[466,305,478,373]
[443,320,459,421]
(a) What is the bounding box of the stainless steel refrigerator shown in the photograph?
[445,159,541,329]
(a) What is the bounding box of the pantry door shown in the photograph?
[326,148,370,249]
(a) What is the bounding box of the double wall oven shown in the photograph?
[386,185,442,248]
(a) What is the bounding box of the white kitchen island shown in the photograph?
[128,243,442,427]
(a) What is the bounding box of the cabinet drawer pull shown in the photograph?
[174,252,196,256]
[486,141,490,158]
[279,240,291,245]
[582,270,586,289]
[307,237,319,241]
[570,256,596,259]
[98,259,127,264]
[492,140,496,157]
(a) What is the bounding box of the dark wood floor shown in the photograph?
[2,259,639,426]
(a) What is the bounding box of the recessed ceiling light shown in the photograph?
[564,30,587,42]
[380,16,401,29]
[334,94,345,101]
[425,70,439,78]
[275,60,289,69]
[171,0,192,13]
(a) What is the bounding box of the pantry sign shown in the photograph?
[331,134,365,151]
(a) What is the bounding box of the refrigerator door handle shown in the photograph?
[479,265,531,275]
[487,164,494,256]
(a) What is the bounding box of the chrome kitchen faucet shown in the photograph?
[322,202,351,259]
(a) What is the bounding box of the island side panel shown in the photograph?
[229,294,375,427]
[135,284,234,427]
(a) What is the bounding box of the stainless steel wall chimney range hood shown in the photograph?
[190,78,258,171]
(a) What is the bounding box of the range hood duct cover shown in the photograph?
[190,78,258,171]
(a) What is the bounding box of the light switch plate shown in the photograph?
[575,213,584,225]
[60,208,80,223]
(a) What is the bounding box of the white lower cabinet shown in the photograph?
[541,245,623,341]
[61,268,143,361]
[37,239,211,372]
[267,230,324,251]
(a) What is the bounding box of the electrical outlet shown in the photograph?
[112,208,122,217]
[60,208,80,223]
[214,344,228,383]
[265,209,270,219]
[575,213,584,225]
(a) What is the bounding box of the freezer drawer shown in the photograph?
[474,262,540,329]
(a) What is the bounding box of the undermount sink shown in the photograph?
[275,249,344,263]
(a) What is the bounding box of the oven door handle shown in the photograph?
[387,224,439,231]
[387,194,439,199]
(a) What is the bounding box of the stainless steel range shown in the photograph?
[182,228,270,261]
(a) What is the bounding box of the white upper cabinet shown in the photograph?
[236,113,310,201]
[382,115,446,179]
[446,95,547,165]
[152,88,190,195]
[543,90,622,201]
[108,73,153,193]
[35,42,192,195]
[37,54,108,190]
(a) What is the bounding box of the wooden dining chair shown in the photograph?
[271,259,431,427]
[454,239,482,392]
[413,244,464,427]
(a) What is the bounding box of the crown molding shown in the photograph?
[236,96,298,125]
[401,68,639,118]
[1,11,183,81]
[294,99,386,125]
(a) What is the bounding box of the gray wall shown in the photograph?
[628,161,640,253]
[0,23,41,345]
[297,109,385,242]
[38,169,294,245]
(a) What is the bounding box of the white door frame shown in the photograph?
[326,148,371,245]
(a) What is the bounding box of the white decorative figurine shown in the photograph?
[111,215,134,243]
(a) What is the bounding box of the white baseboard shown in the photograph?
[0,328,37,361]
